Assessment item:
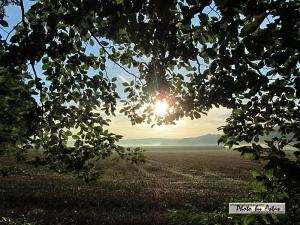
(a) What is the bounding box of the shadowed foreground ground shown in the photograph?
[0,148,260,225]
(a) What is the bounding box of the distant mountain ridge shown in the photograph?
[119,134,222,146]
[118,130,297,147]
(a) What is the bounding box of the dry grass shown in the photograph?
[0,148,260,225]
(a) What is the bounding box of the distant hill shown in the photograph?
[118,134,222,147]
[118,130,297,147]
[67,130,295,148]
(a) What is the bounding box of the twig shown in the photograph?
[208,5,220,19]
[103,61,110,82]
[207,6,214,15]
[92,34,143,82]
[189,29,202,75]
[5,21,22,41]
[0,27,8,34]
[83,41,89,52]
[31,62,44,140]
[195,57,202,74]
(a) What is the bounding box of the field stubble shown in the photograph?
[0,148,260,225]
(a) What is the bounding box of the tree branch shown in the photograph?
[19,0,26,27]
[5,21,22,41]
[92,34,143,82]
[242,56,264,76]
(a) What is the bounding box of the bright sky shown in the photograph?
[107,106,231,139]
[1,1,232,140]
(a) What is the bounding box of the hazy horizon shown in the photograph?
[106,107,231,139]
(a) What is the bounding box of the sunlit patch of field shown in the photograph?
[0,148,260,225]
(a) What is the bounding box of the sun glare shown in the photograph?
[154,100,168,117]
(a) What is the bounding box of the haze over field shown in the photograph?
[119,134,222,147]
[118,131,296,148]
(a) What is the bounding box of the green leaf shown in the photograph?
[251,179,267,192]
[241,152,258,160]
[100,41,109,46]
[0,19,8,27]
[240,14,266,36]
[186,65,194,71]
[100,64,105,70]
[89,39,94,46]
[206,48,217,59]
[115,0,124,5]
[65,130,72,136]
[72,135,80,140]
[199,13,208,26]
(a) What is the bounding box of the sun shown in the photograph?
[154,100,169,117]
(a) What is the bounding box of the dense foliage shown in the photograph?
[0,0,299,223]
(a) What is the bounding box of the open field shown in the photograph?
[0,148,261,225]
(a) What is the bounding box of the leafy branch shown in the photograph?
[92,34,143,83]
[242,55,264,76]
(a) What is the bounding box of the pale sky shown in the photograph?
[107,106,231,139]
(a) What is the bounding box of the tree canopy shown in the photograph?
[0,0,299,223]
